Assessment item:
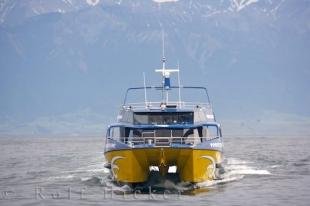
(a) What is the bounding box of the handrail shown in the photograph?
[122,101,213,110]
[107,122,221,130]
[123,86,212,106]
[108,136,220,147]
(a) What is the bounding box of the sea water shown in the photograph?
[0,136,309,206]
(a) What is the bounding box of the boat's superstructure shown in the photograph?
[104,56,223,184]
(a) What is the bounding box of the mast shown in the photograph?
[143,72,148,108]
[177,62,182,108]
[155,31,179,105]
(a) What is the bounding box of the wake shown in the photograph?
[76,157,271,194]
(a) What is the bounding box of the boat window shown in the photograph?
[172,129,184,137]
[133,112,194,125]
[109,126,127,142]
[202,125,219,139]
[142,131,155,138]
[183,128,200,137]
[127,128,185,138]
[108,125,220,140]
[110,127,120,138]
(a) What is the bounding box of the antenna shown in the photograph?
[155,31,180,104]
[143,72,148,108]
[177,61,182,108]
[161,30,166,71]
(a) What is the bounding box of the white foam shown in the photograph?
[228,169,271,175]
[48,174,75,181]
[80,176,92,182]
[168,166,177,173]
[85,164,110,172]
[72,162,110,174]
[149,166,159,171]
[225,158,271,175]
[226,158,251,165]
[197,175,244,188]
[195,157,271,189]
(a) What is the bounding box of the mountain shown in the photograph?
[0,0,310,136]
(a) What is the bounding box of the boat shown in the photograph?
[104,54,223,184]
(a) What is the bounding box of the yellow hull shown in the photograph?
[104,148,222,183]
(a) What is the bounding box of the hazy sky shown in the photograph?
[0,0,309,136]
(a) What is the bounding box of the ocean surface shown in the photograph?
[0,136,309,206]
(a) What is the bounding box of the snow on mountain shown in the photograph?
[0,0,14,24]
[152,0,179,3]
[86,0,101,6]
[0,0,105,25]
[230,0,259,12]
[0,0,309,136]
[0,0,293,26]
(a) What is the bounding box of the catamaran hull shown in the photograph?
[104,148,222,183]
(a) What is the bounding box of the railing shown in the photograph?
[111,136,219,147]
[123,86,213,108]
[122,101,213,111]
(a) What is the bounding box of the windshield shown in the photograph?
[108,125,220,139]
[133,112,194,125]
